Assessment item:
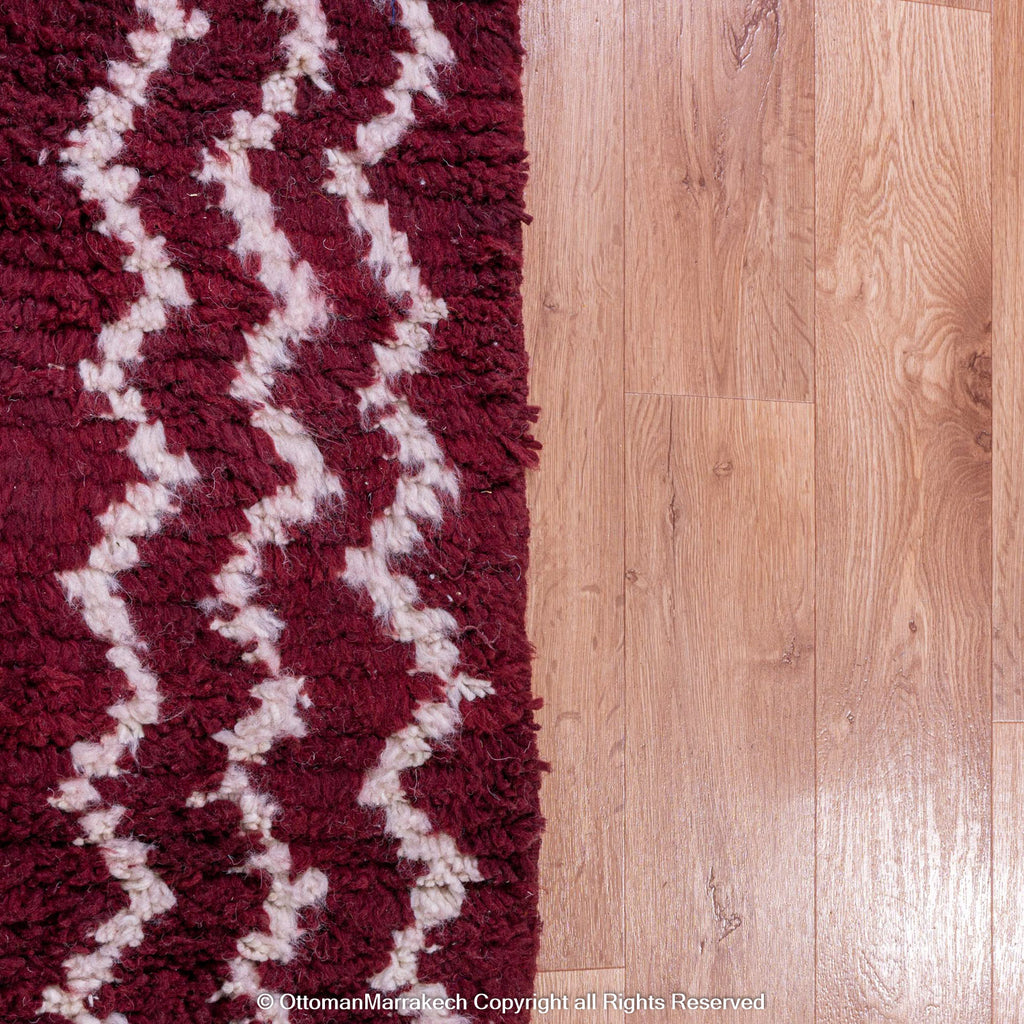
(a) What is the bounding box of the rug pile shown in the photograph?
[0,1,543,1020]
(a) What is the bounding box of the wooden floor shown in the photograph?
[521,0,1023,1020]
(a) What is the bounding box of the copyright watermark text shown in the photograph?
[254,990,768,1015]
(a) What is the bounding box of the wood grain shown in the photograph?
[521,0,625,972]
[903,0,990,13]
[994,0,1024,719]
[534,970,625,1024]
[815,2,991,1020]
[993,725,1024,1023]
[624,393,814,1021]
[624,0,814,402]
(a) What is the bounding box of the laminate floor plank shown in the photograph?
[815,2,992,1020]
[994,725,1024,1024]
[994,0,1024,719]
[522,0,626,973]
[534,969,626,1024]
[624,393,815,1022]
[625,0,815,402]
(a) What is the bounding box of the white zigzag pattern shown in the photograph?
[41,2,209,1022]
[46,3,488,1021]
[324,4,492,1019]
[181,3,341,1022]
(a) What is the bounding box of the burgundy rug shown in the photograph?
[0,1,543,1021]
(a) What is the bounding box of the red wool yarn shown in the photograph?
[0,1,544,1021]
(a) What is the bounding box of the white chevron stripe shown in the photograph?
[41,3,209,1022]
[38,804,175,1024]
[196,141,343,689]
[185,767,329,1024]
[324,4,489,1016]
[183,3,339,1019]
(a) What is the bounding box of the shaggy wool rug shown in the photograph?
[0,1,543,1021]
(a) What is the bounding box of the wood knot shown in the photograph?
[713,460,733,477]
[964,351,991,409]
